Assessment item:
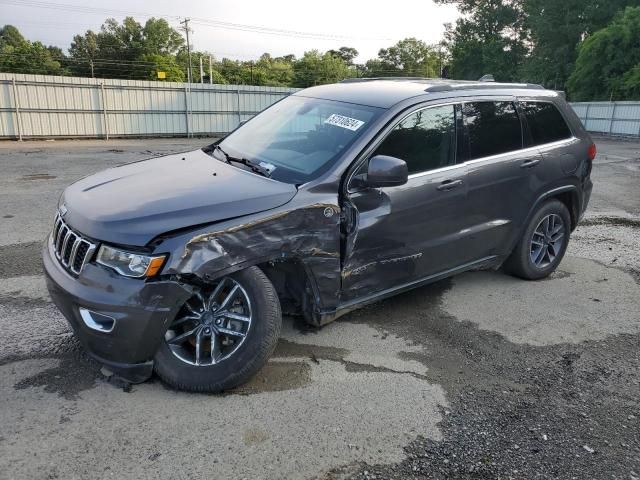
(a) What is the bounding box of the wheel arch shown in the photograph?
[528,185,580,231]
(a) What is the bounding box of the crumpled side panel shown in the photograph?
[163,203,342,314]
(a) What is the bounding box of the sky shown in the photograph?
[1,0,460,62]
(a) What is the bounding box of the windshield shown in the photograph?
[212,95,383,184]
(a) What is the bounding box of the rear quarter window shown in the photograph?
[520,101,572,146]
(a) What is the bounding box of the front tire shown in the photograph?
[154,266,282,392]
[505,199,571,280]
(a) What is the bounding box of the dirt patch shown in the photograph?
[274,338,348,362]
[0,242,44,278]
[13,353,101,400]
[580,216,640,229]
[228,360,312,395]
[0,293,51,310]
[19,174,57,181]
[243,427,269,446]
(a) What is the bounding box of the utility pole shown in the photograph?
[180,18,193,85]
[180,18,193,137]
[199,56,204,84]
[209,55,213,84]
[90,59,94,78]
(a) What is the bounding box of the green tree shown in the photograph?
[375,38,440,77]
[141,18,184,56]
[327,46,359,66]
[141,54,185,82]
[568,7,640,100]
[69,17,185,79]
[0,25,66,75]
[435,0,527,81]
[523,0,638,90]
[0,25,26,48]
[292,50,354,87]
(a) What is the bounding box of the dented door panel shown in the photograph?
[341,164,469,302]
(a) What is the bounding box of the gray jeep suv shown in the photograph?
[44,78,594,392]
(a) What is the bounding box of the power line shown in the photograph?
[0,0,390,41]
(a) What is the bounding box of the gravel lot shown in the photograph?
[0,137,638,480]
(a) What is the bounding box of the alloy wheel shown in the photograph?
[164,277,252,366]
[529,213,565,269]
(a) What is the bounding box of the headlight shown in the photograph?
[96,245,166,278]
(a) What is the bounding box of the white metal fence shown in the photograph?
[2,74,639,140]
[0,73,298,139]
[570,101,640,137]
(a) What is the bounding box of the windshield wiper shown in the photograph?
[212,144,272,178]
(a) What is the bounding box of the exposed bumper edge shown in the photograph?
[90,354,154,384]
[43,240,193,384]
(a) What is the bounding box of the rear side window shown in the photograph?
[520,101,572,145]
[461,102,523,161]
[373,104,456,174]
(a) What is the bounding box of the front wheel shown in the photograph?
[154,266,282,392]
[505,199,571,280]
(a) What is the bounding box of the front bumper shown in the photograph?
[43,240,192,383]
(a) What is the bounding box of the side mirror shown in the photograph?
[366,155,408,188]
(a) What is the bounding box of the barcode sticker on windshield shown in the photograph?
[324,114,365,131]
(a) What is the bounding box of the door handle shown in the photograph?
[520,158,540,169]
[436,179,463,191]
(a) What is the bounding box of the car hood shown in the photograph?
[62,149,298,246]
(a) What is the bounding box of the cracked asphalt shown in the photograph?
[0,137,638,480]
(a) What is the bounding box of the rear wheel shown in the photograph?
[505,199,571,280]
[154,266,281,392]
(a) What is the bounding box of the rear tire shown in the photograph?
[505,199,571,280]
[154,266,281,392]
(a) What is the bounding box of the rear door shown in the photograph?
[518,100,578,189]
[460,99,542,258]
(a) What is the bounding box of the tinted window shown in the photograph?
[462,102,522,161]
[520,101,572,145]
[374,105,456,174]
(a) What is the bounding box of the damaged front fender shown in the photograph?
[160,197,342,321]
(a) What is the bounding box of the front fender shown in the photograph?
[159,200,342,311]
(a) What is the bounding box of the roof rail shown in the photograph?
[338,76,545,92]
[340,77,437,83]
[424,82,545,93]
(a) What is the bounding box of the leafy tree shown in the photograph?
[69,17,185,79]
[141,54,185,82]
[0,25,66,75]
[0,25,26,48]
[141,18,184,56]
[376,38,440,77]
[439,0,638,89]
[435,0,527,81]
[253,53,294,86]
[327,46,359,66]
[292,50,354,87]
[567,6,640,100]
[523,0,639,90]
[362,57,400,77]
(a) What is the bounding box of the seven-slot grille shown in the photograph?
[51,214,97,275]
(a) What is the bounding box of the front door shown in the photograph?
[341,103,473,302]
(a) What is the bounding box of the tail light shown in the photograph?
[587,143,597,161]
